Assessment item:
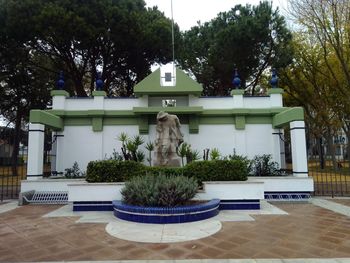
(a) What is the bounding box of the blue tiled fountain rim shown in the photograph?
[113,199,220,223]
[112,199,220,215]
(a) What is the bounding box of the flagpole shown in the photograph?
[171,0,175,78]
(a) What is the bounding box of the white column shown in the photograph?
[50,133,57,173]
[27,123,45,180]
[290,121,308,177]
[54,131,65,174]
[272,129,282,167]
[280,130,286,169]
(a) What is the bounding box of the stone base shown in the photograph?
[153,156,182,167]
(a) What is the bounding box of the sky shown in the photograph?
[145,0,289,31]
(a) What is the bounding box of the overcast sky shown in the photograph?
[145,0,289,31]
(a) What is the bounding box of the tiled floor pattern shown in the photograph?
[0,201,350,262]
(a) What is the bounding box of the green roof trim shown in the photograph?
[134,68,203,97]
[133,106,203,115]
[267,88,284,95]
[231,89,245,96]
[92,91,107,97]
[30,110,63,130]
[201,108,286,116]
[50,90,69,97]
[273,107,304,128]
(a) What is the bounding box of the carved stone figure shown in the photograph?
[154,111,184,167]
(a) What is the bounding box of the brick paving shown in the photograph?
[330,198,350,207]
[0,202,350,262]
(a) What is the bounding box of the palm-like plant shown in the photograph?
[177,142,189,167]
[145,141,154,166]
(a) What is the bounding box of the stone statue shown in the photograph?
[154,111,184,167]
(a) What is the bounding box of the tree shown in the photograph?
[280,33,343,169]
[288,0,350,168]
[178,1,293,96]
[0,41,52,175]
[0,0,179,97]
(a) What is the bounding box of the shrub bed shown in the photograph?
[86,159,249,183]
[121,174,198,207]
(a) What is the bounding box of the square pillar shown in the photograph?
[267,88,284,107]
[27,123,45,180]
[53,131,64,174]
[232,89,244,108]
[51,90,69,109]
[290,121,308,177]
[272,129,282,167]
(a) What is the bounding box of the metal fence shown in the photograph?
[0,143,27,202]
[309,157,350,197]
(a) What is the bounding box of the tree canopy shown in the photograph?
[178,1,293,96]
[0,0,178,97]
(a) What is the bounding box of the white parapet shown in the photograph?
[248,176,314,192]
[196,181,265,200]
[68,182,125,202]
[21,179,85,192]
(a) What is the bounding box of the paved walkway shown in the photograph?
[0,199,350,262]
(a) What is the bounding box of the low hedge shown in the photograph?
[86,159,249,183]
[183,160,248,184]
[86,160,145,182]
[145,166,184,176]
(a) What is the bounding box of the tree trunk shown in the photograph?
[11,112,22,176]
[318,137,325,169]
[326,129,337,170]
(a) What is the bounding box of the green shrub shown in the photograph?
[145,166,184,176]
[86,160,145,182]
[250,154,281,176]
[226,153,252,173]
[121,174,198,207]
[65,161,85,178]
[183,160,249,184]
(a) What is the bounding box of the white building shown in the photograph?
[26,66,308,179]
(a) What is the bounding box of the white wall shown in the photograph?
[55,123,280,172]
[59,126,103,172]
[245,124,274,160]
[243,97,271,108]
[104,98,145,110]
[65,98,94,110]
[102,125,142,159]
[56,125,150,172]
[60,98,146,111]
[189,96,276,109]
[189,97,234,109]
[190,125,235,157]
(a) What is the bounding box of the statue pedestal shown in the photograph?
[153,152,182,167]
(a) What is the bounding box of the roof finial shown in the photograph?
[232,68,241,89]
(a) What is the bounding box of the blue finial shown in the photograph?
[96,72,103,91]
[270,68,278,88]
[57,71,64,90]
[232,68,241,89]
